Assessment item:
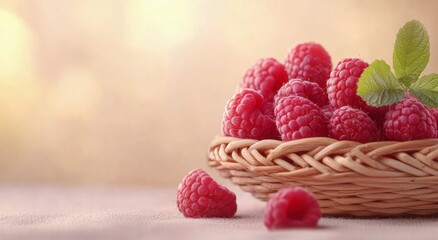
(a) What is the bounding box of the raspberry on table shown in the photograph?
[275,96,328,141]
[384,97,437,141]
[327,58,369,109]
[222,89,279,140]
[284,42,332,89]
[274,79,329,107]
[329,106,380,142]
[177,169,237,218]
[241,58,288,101]
[264,187,321,230]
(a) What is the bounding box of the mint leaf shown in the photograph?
[393,20,430,82]
[410,73,438,108]
[398,73,417,87]
[357,60,405,106]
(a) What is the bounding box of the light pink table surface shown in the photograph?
[0,186,437,240]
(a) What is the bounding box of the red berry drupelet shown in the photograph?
[241,58,289,101]
[275,96,327,141]
[327,58,369,109]
[274,79,329,107]
[222,89,278,140]
[320,105,334,120]
[284,42,332,89]
[431,108,438,137]
[384,97,437,141]
[264,187,321,230]
[329,106,380,142]
[177,169,237,218]
[430,108,438,123]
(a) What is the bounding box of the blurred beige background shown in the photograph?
[0,0,437,186]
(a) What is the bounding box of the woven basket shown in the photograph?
[207,135,438,217]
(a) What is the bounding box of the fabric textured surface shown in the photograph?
[0,186,437,240]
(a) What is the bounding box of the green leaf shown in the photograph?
[393,20,430,80]
[398,73,418,87]
[410,73,438,108]
[357,60,405,107]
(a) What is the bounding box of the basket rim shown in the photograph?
[209,135,438,159]
[208,134,438,178]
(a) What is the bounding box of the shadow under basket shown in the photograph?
[207,135,438,217]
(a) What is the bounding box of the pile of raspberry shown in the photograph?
[222,42,438,142]
[177,42,438,231]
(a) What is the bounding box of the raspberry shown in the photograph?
[264,187,321,230]
[275,96,327,141]
[261,101,275,119]
[222,89,278,140]
[384,97,437,141]
[327,58,369,109]
[241,58,288,100]
[284,42,332,89]
[177,169,237,218]
[430,108,438,123]
[274,79,329,107]
[431,108,438,137]
[320,105,334,120]
[329,106,380,142]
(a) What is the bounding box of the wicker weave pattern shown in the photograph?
[207,136,438,216]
